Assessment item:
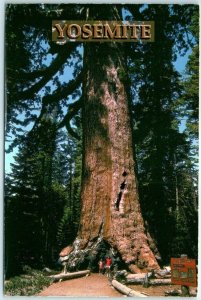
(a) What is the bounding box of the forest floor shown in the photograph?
[38,273,124,297]
[38,272,197,297]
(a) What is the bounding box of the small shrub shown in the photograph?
[4,269,53,296]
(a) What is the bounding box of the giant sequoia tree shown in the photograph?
[5,4,198,274]
[77,26,159,274]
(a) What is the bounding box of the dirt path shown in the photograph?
[39,273,124,297]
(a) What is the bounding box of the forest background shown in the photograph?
[3,2,199,280]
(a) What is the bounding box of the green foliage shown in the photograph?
[5,117,64,276]
[173,9,199,140]
[117,67,128,83]
[181,10,199,139]
[57,207,73,247]
[129,4,198,261]
[4,267,53,296]
[54,129,82,249]
[5,120,82,277]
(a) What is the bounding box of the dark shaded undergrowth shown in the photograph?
[4,266,54,296]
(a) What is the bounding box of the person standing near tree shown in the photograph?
[98,259,104,274]
[105,257,112,278]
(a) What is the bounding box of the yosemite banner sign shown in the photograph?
[52,20,155,42]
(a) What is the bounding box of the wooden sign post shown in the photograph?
[171,255,197,296]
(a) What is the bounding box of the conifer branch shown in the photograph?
[15,44,78,99]
[57,97,82,139]
[43,71,83,104]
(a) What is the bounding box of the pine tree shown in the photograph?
[54,129,82,249]
[129,5,198,261]
[5,116,66,276]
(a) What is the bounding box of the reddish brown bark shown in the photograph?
[67,43,159,273]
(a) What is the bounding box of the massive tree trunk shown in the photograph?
[65,40,159,273]
[63,6,159,273]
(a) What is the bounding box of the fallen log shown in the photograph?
[127,273,152,279]
[126,277,145,284]
[48,270,90,282]
[150,278,171,285]
[126,273,153,284]
[155,268,171,278]
[162,274,171,278]
[126,277,171,285]
[112,279,147,297]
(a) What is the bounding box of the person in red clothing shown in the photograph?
[105,257,112,278]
